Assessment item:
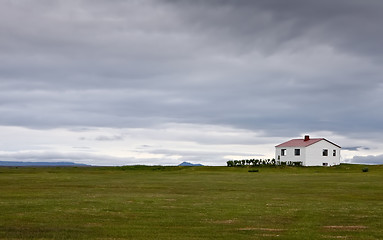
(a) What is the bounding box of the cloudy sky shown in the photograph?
[1,0,382,166]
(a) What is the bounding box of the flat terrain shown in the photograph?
[0,164,382,239]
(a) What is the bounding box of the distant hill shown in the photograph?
[0,161,90,167]
[178,162,204,166]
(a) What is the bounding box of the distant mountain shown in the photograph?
[0,161,90,167]
[178,162,204,166]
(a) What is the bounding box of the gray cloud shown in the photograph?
[173,0,383,56]
[95,135,124,141]
[342,146,371,151]
[1,0,383,164]
[344,155,383,165]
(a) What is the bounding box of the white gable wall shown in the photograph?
[305,140,340,166]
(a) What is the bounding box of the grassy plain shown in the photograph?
[0,164,382,240]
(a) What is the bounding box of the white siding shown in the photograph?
[305,140,340,166]
[275,146,306,165]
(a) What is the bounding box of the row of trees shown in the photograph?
[226,159,304,167]
[226,158,276,167]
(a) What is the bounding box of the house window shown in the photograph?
[294,149,300,156]
[323,149,328,156]
[281,149,286,156]
[333,150,336,156]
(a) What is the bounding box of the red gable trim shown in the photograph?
[275,138,341,148]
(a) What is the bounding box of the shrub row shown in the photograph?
[279,161,303,166]
[226,159,304,167]
[226,159,276,167]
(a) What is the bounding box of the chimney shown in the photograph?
[304,135,310,141]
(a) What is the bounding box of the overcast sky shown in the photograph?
[1,0,383,165]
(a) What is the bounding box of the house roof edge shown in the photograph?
[275,138,341,148]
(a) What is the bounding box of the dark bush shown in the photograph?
[292,161,303,166]
[362,167,369,172]
[248,169,259,172]
[226,160,234,167]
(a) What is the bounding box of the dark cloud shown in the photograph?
[165,0,383,58]
[342,146,371,151]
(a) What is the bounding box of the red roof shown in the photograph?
[275,138,341,148]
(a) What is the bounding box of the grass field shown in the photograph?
[0,164,382,239]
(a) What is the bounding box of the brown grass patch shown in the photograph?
[260,233,281,237]
[321,235,348,239]
[164,198,176,201]
[323,225,367,230]
[211,219,237,224]
[238,227,285,232]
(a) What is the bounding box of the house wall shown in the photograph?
[305,140,340,166]
[275,140,341,166]
[275,146,306,165]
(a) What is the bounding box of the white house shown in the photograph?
[275,135,341,166]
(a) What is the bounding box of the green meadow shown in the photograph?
[0,164,382,240]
